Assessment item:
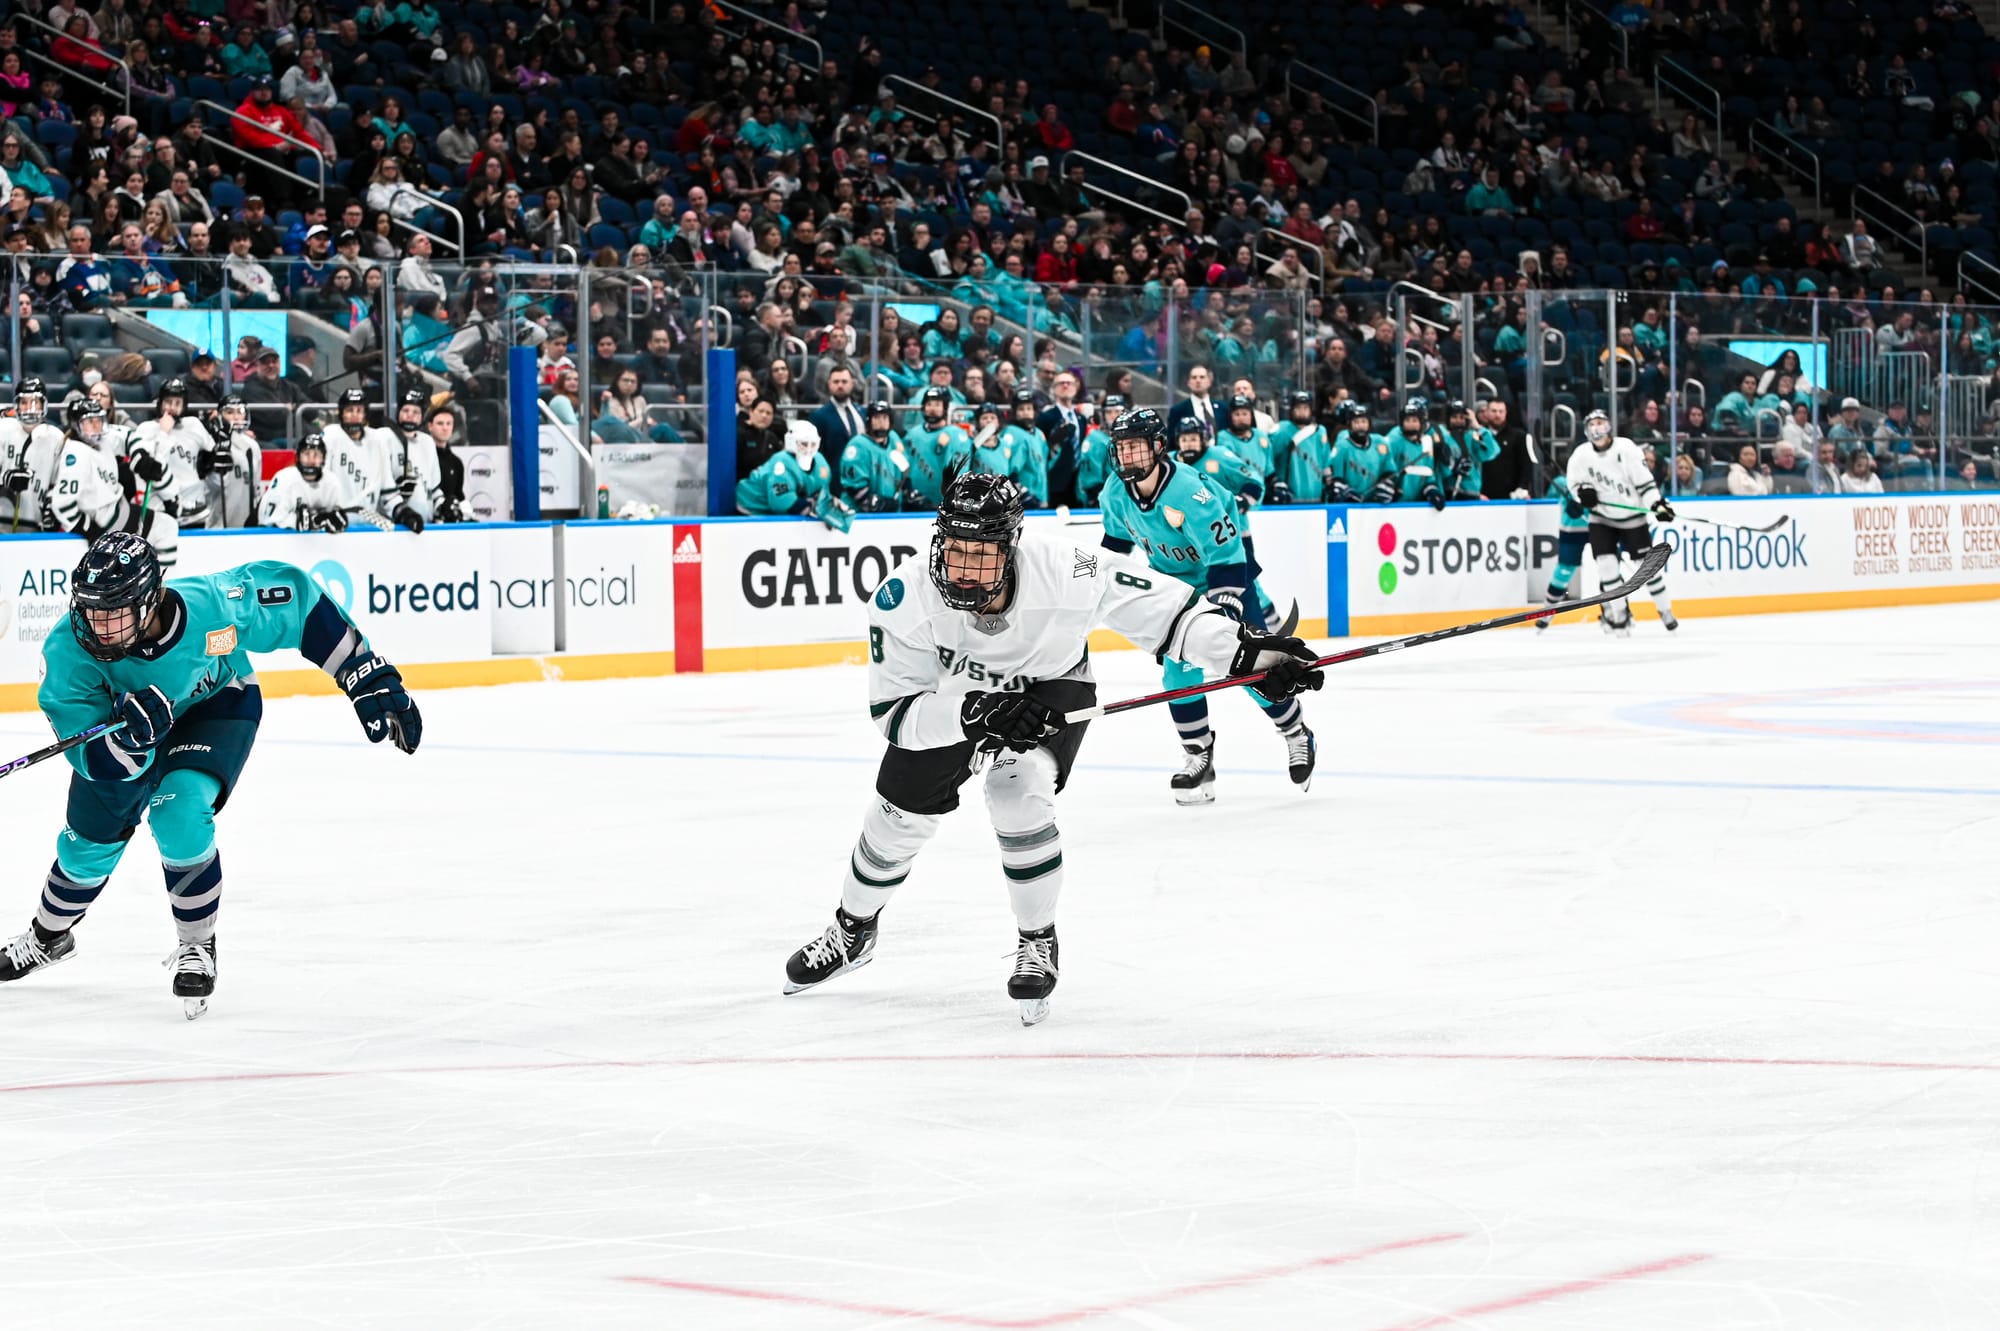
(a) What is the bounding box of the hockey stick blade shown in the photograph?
[0,720,126,782]
[1064,544,1672,723]
[1272,598,1300,637]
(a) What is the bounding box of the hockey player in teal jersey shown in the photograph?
[1001,387,1050,507]
[1324,403,1402,503]
[1439,399,1501,501]
[1173,415,1281,631]
[0,532,421,1018]
[1385,398,1448,510]
[902,387,969,507]
[1536,472,1593,630]
[1099,408,1316,803]
[964,401,1016,479]
[1071,393,1126,506]
[1216,394,1275,496]
[737,419,853,530]
[839,400,911,512]
[1270,390,1330,504]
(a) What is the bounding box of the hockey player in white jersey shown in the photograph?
[194,395,261,528]
[128,378,214,526]
[49,397,180,567]
[258,432,353,531]
[324,387,426,531]
[383,387,444,526]
[1565,409,1677,636]
[781,466,1324,1025]
[0,378,68,530]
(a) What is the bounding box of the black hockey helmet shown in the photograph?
[1445,398,1470,425]
[865,398,893,430]
[157,377,188,413]
[295,430,326,482]
[72,394,105,445]
[338,387,368,423]
[972,399,1001,422]
[1400,396,1428,428]
[1174,414,1209,461]
[14,375,45,426]
[930,461,1026,612]
[1286,388,1314,420]
[1102,392,1130,410]
[920,385,951,418]
[1344,402,1373,437]
[400,386,428,411]
[70,531,163,663]
[1226,391,1255,422]
[219,394,248,430]
[1108,406,1168,483]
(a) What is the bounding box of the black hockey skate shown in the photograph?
[165,937,216,1021]
[1171,737,1216,805]
[1008,925,1059,1026]
[1600,606,1632,638]
[1282,723,1316,791]
[1660,608,1680,631]
[784,906,879,994]
[0,922,75,982]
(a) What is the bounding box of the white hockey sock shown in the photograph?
[997,824,1063,932]
[839,798,940,920]
[1595,553,1630,622]
[985,748,1063,932]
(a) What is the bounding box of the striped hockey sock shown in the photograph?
[164,852,222,945]
[35,862,106,936]
[997,823,1063,932]
[838,800,939,921]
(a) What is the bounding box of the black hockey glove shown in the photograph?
[1652,498,1675,522]
[1368,474,1399,504]
[1270,479,1293,505]
[391,503,426,534]
[129,450,167,483]
[1229,627,1324,704]
[309,506,349,533]
[1326,474,1357,503]
[1562,497,1587,521]
[197,444,233,478]
[3,465,28,494]
[960,690,1065,752]
[1049,421,1077,450]
[1423,482,1446,512]
[397,472,418,500]
[339,653,422,753]
[1575,483,1599,509]
[1235,492,1253,517]
[435,497,464,524]
[110,685,174,752]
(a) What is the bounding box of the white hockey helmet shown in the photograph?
[784,418,821,467]
[1583,409,1611,445]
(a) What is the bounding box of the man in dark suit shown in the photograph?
[1166,363,1223,438]
[807,365,867,452]
[1036,368,1090,506]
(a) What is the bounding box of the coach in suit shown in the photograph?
[1166,363,1223,438]
[1036,367,1090,505]
[807,365,867,451]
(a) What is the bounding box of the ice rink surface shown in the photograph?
[2,602,1998,1329]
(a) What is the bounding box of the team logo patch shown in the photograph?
[204,626,238,656]
[63,453,74,465]
[875,577,905,610]
[1071,550,1097,579]
[1163,506,1185,529]
[1204,459,1220,473]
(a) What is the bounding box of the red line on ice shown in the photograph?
[1,1048,1993,1097]
[1365,1251,1714,1330]
[619,1231,1468,1328]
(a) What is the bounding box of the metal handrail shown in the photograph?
[1853,184,1927,278]
[1680,377,1706,409]
[1255,235,1323,291]
[1654,57,1722,152]
[708,0,823,71]
[1284,60,1379,146]
[1158,0,1246,55]
[395,194,465,258]
[1548,401,1578,443]
[882,75,1004,158]
[195,100,328,197]
[1542,327,1567,365]
[16,13,131,115]
[1961,251,2000,303]
[1060,151,1194,230]
[1563,0,1629,68]
[1749,119,1821,212]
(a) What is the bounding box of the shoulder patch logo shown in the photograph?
[1071,549,1097,579]
[1204,459,1220,473]
[63,453,74,465]
[204,625,238,656]
[875,577,905,610]
[1163,505,1185,528]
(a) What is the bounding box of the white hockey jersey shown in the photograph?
[1565,435,1659,531]
[322,423,398,518]
[50,433,129,537]
[0,417,67,528]
[193,429,262,529]
[128,416,214,524]
[259,464,355,530]
[867,533,1245,750]
[381,425,444,522]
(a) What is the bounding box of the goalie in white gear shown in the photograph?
[259,432,353,531]
[1565,409,1677,636]
[0,378,68,529]
[194,396,261,528]
[781,465,1324,1025]
[127,378,214,526]
[49,396,179,567]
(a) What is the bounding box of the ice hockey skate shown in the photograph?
[1171,736,1217,804]
[1282,723,1316,791]
[1008,925,1059,1026]
[166,937,216,1020]
[1601,608,1632,638]
[784,906,879,994]
[0,923,75,982]
[1660,608,1680,631]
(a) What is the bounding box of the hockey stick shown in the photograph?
[0,720,126,782]
[1591,497,1790,534]
[1063,543,1672,723]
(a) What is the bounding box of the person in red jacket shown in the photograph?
[1035,103,1074,153]
[231,76,307,207]
[51,14,118,80]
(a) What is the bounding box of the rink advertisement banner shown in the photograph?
[1340,503,1542,627]
[558,521,674,656]
[0,534,93,687]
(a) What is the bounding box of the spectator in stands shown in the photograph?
[1713,373,1761,435]
[1671,114,1712,161]
[1727,443,1772,495]
[240,344,301,442]
[220,225,278,305]
[1780,403,1823,458]
[758,357,804,412]
[397,232,447,303]
[1874,400,1915,454]
[1840,447,1884,493]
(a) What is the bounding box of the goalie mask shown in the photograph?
[1584,409,1611,447]
[929,464,1025,612]
[783,418,821,469]
[14,376,45,426]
